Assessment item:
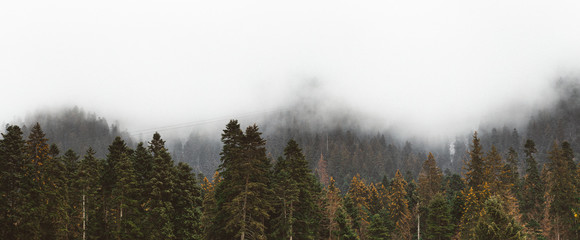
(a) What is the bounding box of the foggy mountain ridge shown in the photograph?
[9,78,580,189]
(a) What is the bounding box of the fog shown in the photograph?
[2,1,580,140]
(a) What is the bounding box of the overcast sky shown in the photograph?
[2,1,580,138]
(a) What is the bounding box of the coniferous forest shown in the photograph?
[2,80,580,239]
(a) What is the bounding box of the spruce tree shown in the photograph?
[0,125,28,239]
[464,132,485,193]
[201,171,220,239]
[145,133,176,239]
[112,151,140,239]
[367,208,393,240]
[475,196,525,240]
[26,123,56,239]
[388,170,411,240]
[521,139,544,236]
[102,136,131,239]
[503,147,520,198]
[77,147,104,240]
[425,193,454,240]
[458,187,480,240]
[347,174,370,238]
[270,156,299,239]
[418,152,443,206]
[63,149,82,239]
[213,121,272,240]
[283,139,322,239]
[173,162,202,240]
[323,177,342,239]
[545,141,578,239]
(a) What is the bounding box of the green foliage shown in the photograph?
[521,139,544,231]
[475,196,525,240]
[367,208,393,240]
[425,193,454,240]
[465,131,485,192]
[213,121,272,239]
[0,125,27,239]
[173,162,202,240]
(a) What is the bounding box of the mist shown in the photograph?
[2,1,580,142]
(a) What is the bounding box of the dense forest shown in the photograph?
[1,118,579,239]
[2,79,580,239]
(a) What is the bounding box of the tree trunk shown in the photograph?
[417,213,420,240]
[289,200,293,240]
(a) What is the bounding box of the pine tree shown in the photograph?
[338,195,359,240]
[418,152,443,206]
[503,147,520,199]
[475,196,525,240]
[43,147,69,240]
[112,150,141,239]
[521,139,544,236]
[213,121,272,240]
[26,123,59,239]
[323,177,342,240]
[317,153,330,186]
[145,133,176,240]
[367,208,393,240]
[62,149,82,239]
[458,187,480,240]
[281,139,322,239]
[173,162,202,240]
[544,141,578,239]
[201,171,220,239]
[417,152,443,238]
[270,156,299,239]
[425,193,454,240]
[464,132,485,193]
[347,174,370,238]
[388,170,411,240]
[133,142,153,201]
[0,125,28,239]
[102,136,132,239]
[77,147,104,240]
[484,145,504,196]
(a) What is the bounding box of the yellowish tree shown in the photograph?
[388,170,411,240]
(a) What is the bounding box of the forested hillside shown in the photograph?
[3,80,580,239]
[13,79,580,192]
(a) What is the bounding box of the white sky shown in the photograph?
[2,1,580,138]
